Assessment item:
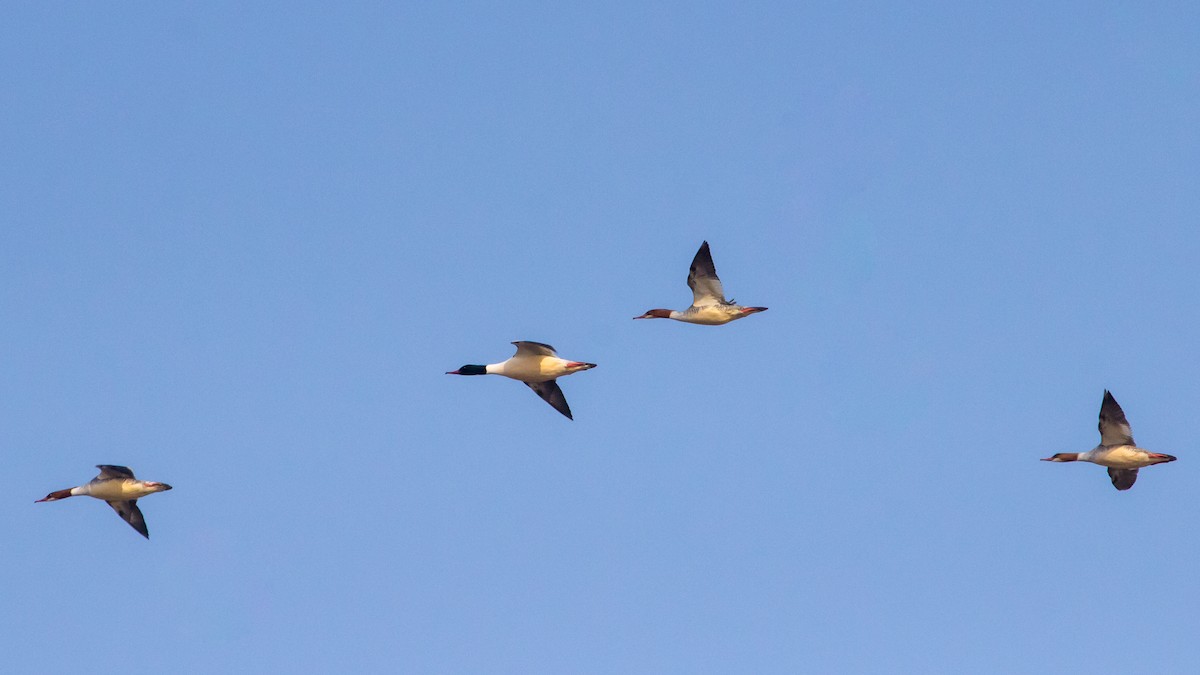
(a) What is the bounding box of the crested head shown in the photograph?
[1041,453,1080,462]
[634,309,673,320]
[447,364,488,375]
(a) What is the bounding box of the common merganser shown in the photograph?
[447,341,597,420]
[36,465,173,538]
[1042,391,1176,490]
[634,241,767,325]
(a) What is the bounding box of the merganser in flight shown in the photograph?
[447,341,597,420]
[36,465,173,538]
[634,241,767,325]
[1042,390,1176,490]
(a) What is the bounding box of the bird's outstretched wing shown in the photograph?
[96,465,136,480]
[686,241,727,306]
[107,500,150,539]
[1107,468,1138,491]
[512,341,559,358]
[1098,391,1135,446]
[525,380,573,420]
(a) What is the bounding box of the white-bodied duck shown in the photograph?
[634,241,767,325]
[1042,390,1176,490]
[36,465,172,538]
[447,341,596,420]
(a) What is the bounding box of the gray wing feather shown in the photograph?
[525,380,573,420]
[107,500,150,538]
[512,341,558,357]
[1098,391,1135,446]
[96,465,136,480]
[1108,468,1138,491]
[686,241,727,306]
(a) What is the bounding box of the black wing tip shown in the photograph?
[513,340,557,352]
[97,465,136,479]
[129,517,151,538]
[552,396,571,417]
[527,380,575,420]
[97,464,134,472]
[111,500,152,538]
[1099,391,1129,424]
[549,393,574,421]
[689,241,717,277]
[1101,390,1124,412]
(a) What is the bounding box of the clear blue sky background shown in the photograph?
[3,2,1199,673]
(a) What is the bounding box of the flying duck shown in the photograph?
[634,241,767,325]
[36,465,173,538]
[1042,391,1176,490]
[447,341,596,420]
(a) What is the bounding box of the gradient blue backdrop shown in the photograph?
[4,2,1199,673]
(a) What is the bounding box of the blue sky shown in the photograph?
[3,2,1199,672]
